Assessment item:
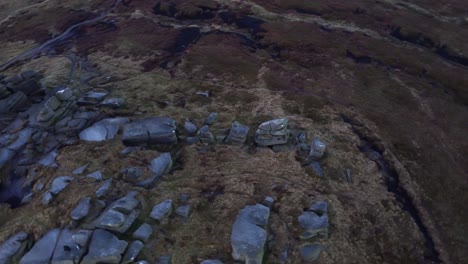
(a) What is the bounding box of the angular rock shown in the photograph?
[150,199,173,221]
[70,197,92,221]
[204,112,218,125]
[121,240,144,264]
[197,125,214,143]
[112,191,139,213]
[231,203,270,263]
[19,229,61,264]
[122,167,144,182]
[132,223,153,242]
[150,153,172,177]
[87,170,103,181]
[184,120,197,135]
[77,91,109,106]
[81,229,128,264]
[55,88,74,101]
[255,118,289,146]
[237,204,270,228]
[51,228,92,264]
[309,138,326,160]
[79,117,128,142]
[231,220,267,263]
[226,121,249,144]
[309,200,328,215]
[96,179,112,198]
[0,232,29,264]
[122,117,177,145]
[99,98,125,109]
[175,205,191,218]
[49,176,74,194]
[72,163,89,175]
[95,192,140,233]
[299,244,322,262]
[298,211,329,239]
[37,150,58,167]
[309,161,324,177]
[72,230,93,247]
[42,191,54,205]
[262,196,275,208]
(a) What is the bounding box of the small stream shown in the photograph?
[341,114,441,263]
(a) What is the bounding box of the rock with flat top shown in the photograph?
[0,232,29,264]
[122,117,177,145]
[150,200,172,221]
[81,229,128,264]
[19,229,60,264]
[255,118,289,146]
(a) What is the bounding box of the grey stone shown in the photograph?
[99,98,125,108]
[96,179,112,198]
[7,128,32,152]
[0,85,11,100]
[79,117,129,142]
[237,204,270,228]
[37,150,58,167]
[122,117,177,145]
[19,229,61,264]
[35,182,44,192]
[201,260,223,264]
[297,131,307,144]
[87,170,103,181]
[309,138,326,160]
[263,196,275,208]
[42,191,54,205]
[79,124,108,142]
[97,209,126,229]
[49,176,74,194]
[55,88,74,101]
[204,112,218,125]
[255,118,289,146]
[77,91,109,106]
[132,223,153,242]
[122,167,144,181]
[71,197,92,221]
[111,191,139,213]
[299,244,322,262]
[309,161,324,177]
[150,153,172,177]
[21,193,33,204]
[195,91,210,97]
[197,125,214,143]
[121,240,144,264]
[186,137,200,145]
[231,219,267,263]
[298,211,328,239]
[0,148,15,169]
[175,205,191,218]
[81,229,128,264]
[51,228,92,264]
[0,232,29,264]
[184,121,198,135]
[120,147,140,156]
[150,199,173,221]
[95,192,140,233]
[226,121,249,144]
[0,92,27,113]
[72,163,89,175]
[72,230,93,247]
[134,261,149,264]
[231,203,270,263]
[158,255,171,264]
[44,96,61,111]
[309,200,328,215]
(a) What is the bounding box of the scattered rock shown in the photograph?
[121,240,144,264]
[204,112,218,125]
[226,121,249,144]
[49,176,74,194]
[81,229,128,264]
[299,244,322,262]
[150,199,173,221]
[96,179,112,198]
[70,197,92,221]
[95,192,140,233]
[99,98,125,109]
[309,161,324,177]
[132,223,153,242]
[121,167,144,182]
[72,163,89,175]
[37,150,58,167]
[19,229,61,264]
[309,200,328,215]
[231,204,270,263]
[175,205,191,218]
[262,196,275,208]
[77,90,109,106]
[150,153,173,177]
[298,211,329,239]
[255,118,289,146]
[184,120,197,135]
[87,170,104,181]
[42,191,54,205]
[197,126,214,143]
[309,138,326,160]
